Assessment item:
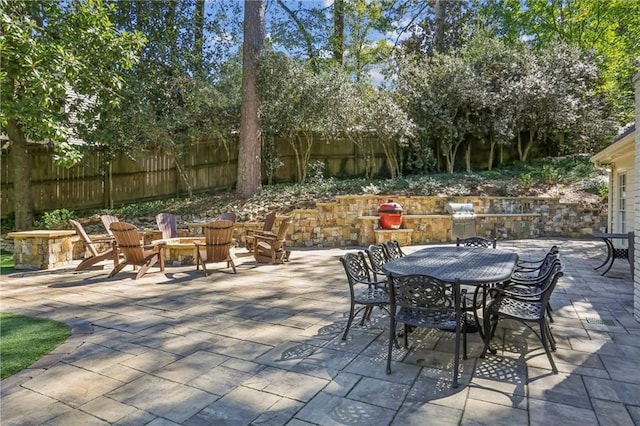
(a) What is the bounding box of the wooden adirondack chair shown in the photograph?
[109,222,165,279]
[69,219,119,271]
[254,217,292,264]
[244,211,276,252]
[156,213,178,239]
[217,212,237,223]
[194,219,237,275]
[100,214,120,237]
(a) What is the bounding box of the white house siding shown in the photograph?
[609,152,635,235]
[634,71,639,322]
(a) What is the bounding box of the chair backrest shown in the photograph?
[456,236,497,249]
[537,253,561,277]
[69,219,99,257]
[100,215,120,236]
[110,222,145,264]
[538,263,564,305]
[388,273,461,325]
[218,212,237,223]
[203,219,235,261]
[156,213,177,239]
[340,252,373,290]
[382,240,404,260]
[270,218,292,251]
[365,244,388,276]
[262,211,277,232]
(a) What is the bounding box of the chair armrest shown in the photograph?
[490,284,545,300]
[506,274,547,285]
[87,236,115,244]
[143,243,163,251]
[253,230,277,238]
[254,233,278,243]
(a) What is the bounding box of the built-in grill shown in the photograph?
[446,202,477,240]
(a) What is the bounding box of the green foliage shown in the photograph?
[307,161,327,185]
[539,164,559,184]
[0,313,71,380]
[518,172,534,190]
[0,0,145,151]
[35,209,75,230]
[479,0,640,123]
[577,176,609,200]
[1,250,14,275]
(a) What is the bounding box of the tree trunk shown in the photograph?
[237,0,265,198]
[434,0,445,54]
[193,0,205,79]
[333,0,344,64]
[6,119,34,230]
[465,143,471,172]
[517,132,523,161]
[277,0,317,71]
[488,139,495,171]
[522,131,534,161]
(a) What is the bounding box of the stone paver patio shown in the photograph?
[1,238,639,425]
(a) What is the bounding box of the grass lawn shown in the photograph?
[1,249,15,275]
[0,313,71,380]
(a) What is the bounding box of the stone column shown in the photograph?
[635,71,640,322]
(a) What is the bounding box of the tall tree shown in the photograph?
[237,0,265,198]
[99,1,242,198]
[333,0,345,63]
[0,0,144,230]
[399,0,475,56]
[480,0,640,123]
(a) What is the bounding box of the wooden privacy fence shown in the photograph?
[1,137,392,217]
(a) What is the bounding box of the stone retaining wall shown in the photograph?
[276,195,607,247]
[1,196,608,257]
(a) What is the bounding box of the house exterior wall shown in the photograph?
[609,152,635,237]
[634,71,639,322]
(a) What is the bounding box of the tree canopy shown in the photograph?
[1,0,636,229]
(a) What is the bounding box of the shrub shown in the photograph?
[36,209,75,230]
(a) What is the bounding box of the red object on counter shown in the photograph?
[378,199,404,230]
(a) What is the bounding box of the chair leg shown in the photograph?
[403,324,409,348]
[539,322,558,373]
[108,261,129,278]
[361,306,374,324]
[342,302,357,340]
[480,312,493,358]
[546,302,554,323]
[387,316,396,374]
[462,319,468,360]
[135,255,157,280]
[365,306,373,321]
[545,320,557,350]
[452,323,461,388]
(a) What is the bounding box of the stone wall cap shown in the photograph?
[8,230,77,238]
[476,213,541,218]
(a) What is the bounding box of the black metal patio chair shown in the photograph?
[386,273,467,388]
[364,244,390,287]
[456,236,497,249]
[339,251,390,341]
[382,240,405,260]
[481,262,565,373]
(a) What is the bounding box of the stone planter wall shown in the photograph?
[266,195,608,248]
[2,196,609,267]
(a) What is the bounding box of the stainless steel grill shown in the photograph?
[446,203,477,239]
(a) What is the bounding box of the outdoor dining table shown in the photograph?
[382,245,519,344]
[592,232,633,277]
